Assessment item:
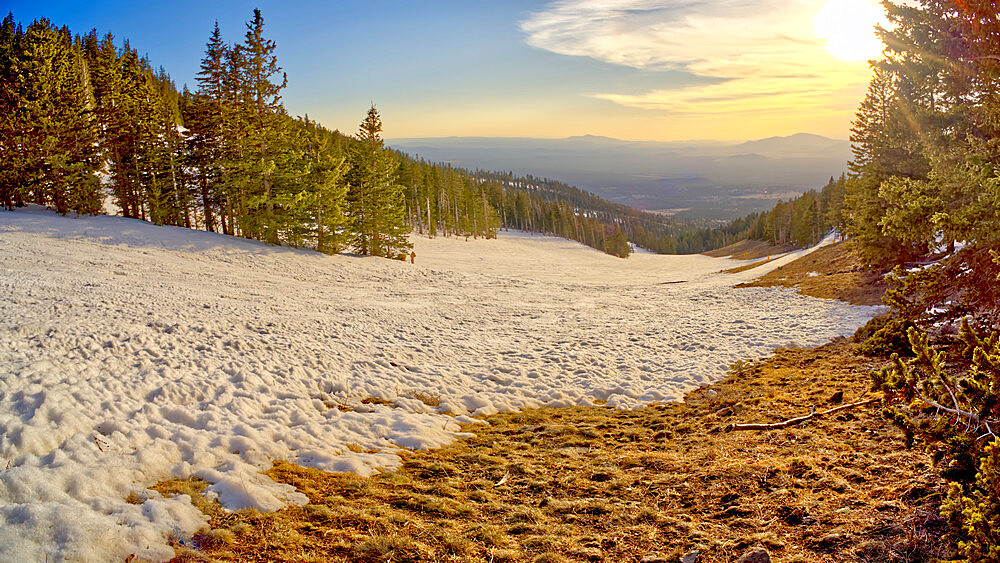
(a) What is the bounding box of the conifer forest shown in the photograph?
[0,9,761,260]
[0,2,997,301]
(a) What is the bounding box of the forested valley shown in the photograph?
[0,9,763,261]
[2,2,998,296]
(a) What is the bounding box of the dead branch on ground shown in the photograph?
[727,398,879,431]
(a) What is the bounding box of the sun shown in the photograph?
[813,0,888,61]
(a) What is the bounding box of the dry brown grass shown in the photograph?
[723,255,787,274]
[734,242,886,306]
[704,239,799,260]
[159,342,949,563]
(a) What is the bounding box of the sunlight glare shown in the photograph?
[813,0,887,61]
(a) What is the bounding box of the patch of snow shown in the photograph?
[0,207,876,560]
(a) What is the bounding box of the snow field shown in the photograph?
[0,207,877,560]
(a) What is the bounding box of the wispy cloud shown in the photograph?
[520,0,875,120]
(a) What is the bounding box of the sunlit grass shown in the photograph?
[156,339,949,562]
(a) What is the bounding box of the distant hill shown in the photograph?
[388,134,852,221]
[733,133,852,159]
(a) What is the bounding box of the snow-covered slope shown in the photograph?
[0,207,875,561]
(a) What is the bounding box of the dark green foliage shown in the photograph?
[346,107,411,258]
[182,21,228,233]
[0,9,812,260]
[396,159,500,243]
[229,8,289,244]
[1,17,101,214]
[746,177,845,248]
[873,321,1000,561]
[845,1,1000,271]
[474,172,637,257]
[844,64,931,270]
[844,4,1000,551]
[465,170,757,257]
[0,9,689,259]
[295,117,348,254]
[716,175,848,252]
[945,441,1000,562]
[855,315,916,357]
[0,12,24,210]
[603,226,630,258]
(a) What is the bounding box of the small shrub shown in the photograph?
[872,320,1000,561]
[943,441,1000,562]
[856,315,916,357]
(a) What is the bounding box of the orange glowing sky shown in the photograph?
[10,0,889,141]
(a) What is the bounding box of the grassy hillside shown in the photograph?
[734,242,886,307]
[161,344,944,563]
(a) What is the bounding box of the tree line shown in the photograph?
[464,171,760,257]
[741,175,847,248]
[0,11,415,258]
[841,0,1000,326]
[841,3,1000,560]
[0,10,738,260]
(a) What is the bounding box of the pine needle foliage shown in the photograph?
[832,0,1000,326]
[872,320,1000,561]
[345,106,411,258]
[1,16,101,214]
[0,9,771,258]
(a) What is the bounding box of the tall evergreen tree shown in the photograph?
[230,8,289,244]
[2,18,101,214]
[297,117,348,253]
[346,106,412,257]
[0,12,24,210]
[185,21,228,232]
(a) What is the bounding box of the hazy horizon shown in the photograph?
[388,133,853,219]
[387,131,852,143]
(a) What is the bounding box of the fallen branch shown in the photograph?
[728,398,879,431]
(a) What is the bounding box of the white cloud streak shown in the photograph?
[520,0,874,118]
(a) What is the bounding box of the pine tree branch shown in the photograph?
[918,395,981,423]
[728,398,879,431]
[940,378,963,427]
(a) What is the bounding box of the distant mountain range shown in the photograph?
[388,133,852,221]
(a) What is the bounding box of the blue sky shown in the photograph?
[5,0,883,140]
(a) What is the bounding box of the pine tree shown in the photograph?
[0,12,24,210]
[604,225,631,258]
[282,118,348,253]
[147,67,188,226]
[4,18,101,214]
[345,106,412,257]
[230,8,289,244]
[844,65,931,268]
[185,22,228,232]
